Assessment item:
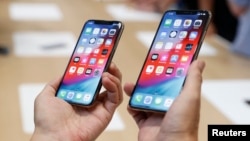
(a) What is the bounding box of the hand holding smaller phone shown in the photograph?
[31,62,123,141]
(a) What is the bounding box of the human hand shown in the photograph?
[124,60,205,141]
[30,62,123,141]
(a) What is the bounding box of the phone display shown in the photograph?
[129,10,211,112]
[56,20,124,106]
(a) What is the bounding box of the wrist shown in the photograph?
[30,128,73,141]
[157,132,198,141]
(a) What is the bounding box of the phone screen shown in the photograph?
[56,20,124,106]
[129,10,211,112]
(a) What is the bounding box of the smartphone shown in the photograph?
[56,20,124,106]
[129,10,211,113]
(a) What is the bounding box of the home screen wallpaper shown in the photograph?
[56,21,122,105]
[130,11,210,112]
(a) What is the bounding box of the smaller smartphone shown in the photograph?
[56,20,124,107]
[129,10,211,113]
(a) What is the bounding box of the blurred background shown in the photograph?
[0,0,250,140]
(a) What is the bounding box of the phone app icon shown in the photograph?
[165,42,173,50]
[164,98,173,107]
[82,38,87,43]
[155,66,164,74]
[100,28,108,36]
[77,67,84,74]
[94,69,101,76]
[66,92,75,99]
[85,68,92,75]
[160,55,168,62]
[179,31,188,39]
[146,65,154,73]
[81,57,88,64]
[69,66,76,73]
[151,53,159,60]
[164,19,172,27]
[155,97,163,105]
[185,44,193,51]
[93,48,100,54]
[160,32,167,37]
[144,96,153,104]
[194,20,202,27]
[155,42,163,49]
[59,90,67,98]
[83,94,91,102]
[181,55,189,62]
[89,58,97,65]
[101,49,108,55]
[169,31,178,38]
[105,39,112,46]
[174,19,182,27]
[85,27,92,34]
[183,19,192,27]
[75,93,83,100]
[85,47,92,54]
[176,68,184,77]
[97,38,104,44]
[73,57,80,63]
[135,95,143,102]
[93,28,100,35]
[170,55,179,63]
[176,43,183,50]
[189,31,198,39]
[109,29,116,35]
[98,59,105,65]
[77,46,84,53]
[166,67,174,74]
[89,37,96,44]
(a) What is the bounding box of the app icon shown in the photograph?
[89,58,97,65]
[100,28,108,36]
[170,55,179,63]
[81,57,88,64]
[174,19,182,26]
[59,90,67,98]
[169,31,178,38]
[93,28,100,35]
[67,92,75,99]
[176,43,183,50]
[83,94,91,102]
[165,42,173,50]
[181,55,189,62]
[176,68,184,76]
[89,37,96,44]
[77,46,84,53]
[189,31,198,39]
[155,66,164,74]
[102,49,108,55]
[146,65,154,73]
[164,19,172,27]
[109,29,116,35]
[97,38,104,44]
[135,95,143,102]
[85,27,92,34]
[77,67,84,74]
[69,66,76,73]
[164,98,173,107]
[93,48,100,54]
[85,68,92,75]
[179,31,188,39]
[160,55,168,62]
[85,47,92,54]
[98,59,105,65]
[144,96,153,104]
[94,69,101,76]
[160,32,167,37]
[105,39,112,46]
[166,67,174,74]
[185,44,193,51]
[155,42,164,49]
[82,38,87,43]
[73,57,80,63]
[194,20,202,27]
[75,93,83,100]
[151,54,159,60]
[183,19,192,27]
[155,97,163,105]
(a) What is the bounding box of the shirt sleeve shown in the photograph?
[228,0,250,7]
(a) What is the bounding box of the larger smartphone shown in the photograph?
[56,20,124,106]
[129,10,211,113]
